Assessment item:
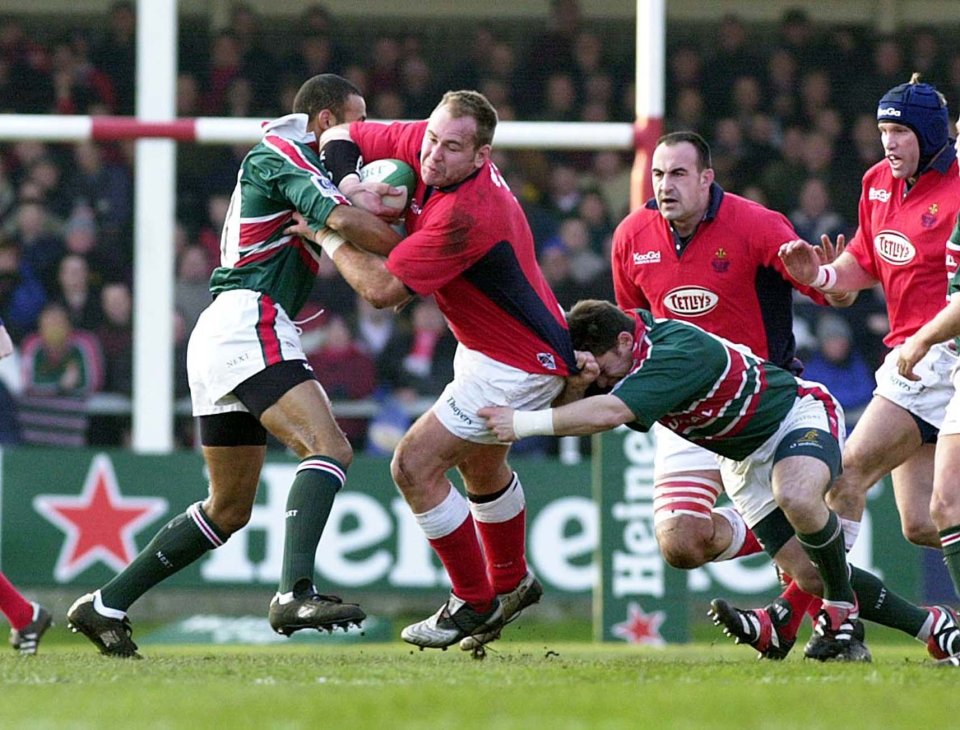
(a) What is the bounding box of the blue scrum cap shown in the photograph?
[877,74,949,164]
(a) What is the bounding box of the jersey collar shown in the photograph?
[260,113,317,147]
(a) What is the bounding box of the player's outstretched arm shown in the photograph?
[479,394,634,442]
[898,297,960,381]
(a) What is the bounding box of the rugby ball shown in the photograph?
[358,158,416,212]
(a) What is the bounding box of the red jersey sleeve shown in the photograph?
[349,120,426,171]
[611,214,651,310]
[748,206,828,305]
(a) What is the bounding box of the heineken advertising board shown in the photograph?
[0,437,926,646]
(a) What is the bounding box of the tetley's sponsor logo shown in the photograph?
[874,230,915,265]
[633,251,661,265]
[662,286,719,316]
[868,187,891,202]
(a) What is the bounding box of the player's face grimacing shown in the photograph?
[879,122,920,179]
[650,141,712,233]
[420,105,488,188]
[592,332,636,390]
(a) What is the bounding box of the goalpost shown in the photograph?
[0,0,664,453]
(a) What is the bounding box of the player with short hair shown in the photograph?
[611,130,852,657]
[288,89,578,651]
[67,74,402,658]
[0,316,52,656]
[712,74,960,661]
[482,299,960,662]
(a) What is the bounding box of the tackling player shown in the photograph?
[482,299,960,663]
[67,74,402,657]
[288,90,578,651]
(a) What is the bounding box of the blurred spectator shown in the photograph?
[174,245,212,333]
[577,189,615,252]
[538,244,586,310]
[18,302,103,446]
[536,72,579,122]
[704,14,756,114]
[306,314,377,444]
[176,72,201,116]
[547,217,605,286]
[776,7,828,74]
[545,162,583,219]
[96,281,132,394]
[522,0,583,112]
[368,35,402,98]
[0,239,45,343]
[69,141,132,244]
[49,33,116,115]
[760,124,807,213]
[53,253,101,331]
[61,205,125,285]
[196,193,230,265]
[92,0,135,114]
[0,18,54,113]
[376,298,456,399]
[590,151,631,221]
[789,178,847,243]
[765,48,799,123]
[801,313,874,430]
[12,200,64,293]
[202,31,243,115]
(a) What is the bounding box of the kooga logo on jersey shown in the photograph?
[663,286,719,316]
[874,230,915,265]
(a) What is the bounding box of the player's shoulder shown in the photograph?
[716,192,793,235]
[613,204,661,239]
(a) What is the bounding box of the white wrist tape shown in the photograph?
[512,409,556,438]
[316,228,346,258]
[812,264,839,291]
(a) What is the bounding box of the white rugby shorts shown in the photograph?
[718,388,846,528]
[938,352,960,436]
[187,289,307,416]
[874,341,956,429]
[432,343,565,444]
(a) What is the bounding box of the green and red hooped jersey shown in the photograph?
[209,114,349,319]
[947,216,960,351]
[612,309,841,461]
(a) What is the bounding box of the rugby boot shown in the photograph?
[708,597,795,660]
[67,593,141,658]
[460,572,543,651]
[924,605,960,660]
[9,602,52,656]
[804,600,871,662]
[268,591,365,636]
[402,593,503,649]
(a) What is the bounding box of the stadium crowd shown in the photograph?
[1,0,957,449]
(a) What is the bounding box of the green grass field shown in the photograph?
[4,618,959,730]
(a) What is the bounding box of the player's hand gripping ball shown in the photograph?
[358,158,416,213]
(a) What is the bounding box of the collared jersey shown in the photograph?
[611,185,822,371]
[209,114,349,318]
[845,153,960,346]
[349,119,576,376]
[612,309,840,461]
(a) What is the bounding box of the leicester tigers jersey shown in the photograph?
[946,217,960,350]
[209,114,349,318]
[611,309,809,461]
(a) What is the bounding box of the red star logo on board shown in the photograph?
[33,454,168,582]
[611,601,667,646]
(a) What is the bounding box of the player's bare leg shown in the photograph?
[392,413,503,649]
[262,381,366,635]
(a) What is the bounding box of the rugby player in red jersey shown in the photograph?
[291,90,578,651]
